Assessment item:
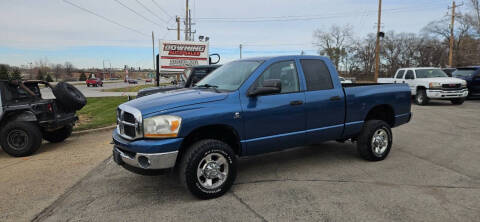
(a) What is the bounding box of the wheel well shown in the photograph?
[178,124,242,160]
[365,105,395,127]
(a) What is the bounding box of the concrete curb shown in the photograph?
[72,125,116,136]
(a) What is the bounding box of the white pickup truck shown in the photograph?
[378,67,468,105]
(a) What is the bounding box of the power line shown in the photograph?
[135,0,168,23]
[151,0,173,19]
[195,5,446,23]
[62,0,149,37]
[114,0,164,28]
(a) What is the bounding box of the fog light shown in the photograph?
[138,156,150,168]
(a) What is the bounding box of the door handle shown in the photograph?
[329,96,341,101]
[289,100,303,106]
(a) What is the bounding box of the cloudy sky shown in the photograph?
[0,0,454,68]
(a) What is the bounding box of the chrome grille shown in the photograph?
[117,104,143,140]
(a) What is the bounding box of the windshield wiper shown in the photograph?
[195,84,220,92]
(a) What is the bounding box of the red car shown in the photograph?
[86,78,103,87]
[145,78,153,83]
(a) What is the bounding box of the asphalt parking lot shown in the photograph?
[1,100,479,222]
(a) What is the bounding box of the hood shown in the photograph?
[124,88,228,115]
[417,77,466,84]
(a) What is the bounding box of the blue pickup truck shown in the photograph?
[113,55,412,199]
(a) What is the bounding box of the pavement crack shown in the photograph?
[234,178,480,190]
[31,157,111,222]
[231,191,268,222]
[397,148,479,181]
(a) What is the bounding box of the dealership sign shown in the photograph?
[159,40,209,72]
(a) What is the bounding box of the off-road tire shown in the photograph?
[414,89,429,105]
[43,125,73,143]
[357,120,392,161]
[450,98,465,105]
[53,82,87,111]
[179,139,237,199]
[0,121,42,157]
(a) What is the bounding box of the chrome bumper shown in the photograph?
[113,147,178,170]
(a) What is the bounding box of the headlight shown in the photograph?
[429,82,442,89]
[143,115,182,138]
[461,81,467,87]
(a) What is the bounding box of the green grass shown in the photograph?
[74,97,128,131]
[102,83,169,92]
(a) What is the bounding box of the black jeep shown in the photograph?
[0,80,86,157]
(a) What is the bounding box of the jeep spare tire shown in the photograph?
[53,82,87,111]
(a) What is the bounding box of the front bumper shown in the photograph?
[112,130,183,170]
[113,147,178,170]
[426,88,468,99]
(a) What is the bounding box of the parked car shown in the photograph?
[378,67,468,105]
[339,76,353,84]
[137,65,221,98]
[145,78,153,83]
[0,80,86,157]
[113,55,412,199]
[86,78,103,87]
[127,79,138,84]
[452,66,480,98]
[443,68,456,77]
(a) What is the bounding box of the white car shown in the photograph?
[378,67,468,105]
[339,77,352,84]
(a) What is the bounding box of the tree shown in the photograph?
[0,64,9,80]
[79,72,87,81]
[37,69,45,80]
[313,24,353,71]
[11,67,22,80]
[45,74,53,82]
[53,64,64,82]
[64,62,74,79]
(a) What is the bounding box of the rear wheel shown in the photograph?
[43,125,73,143]
[0,121,42,157]
[179,139,237,199]
[450,98,465,105]
[357,120,392,161]
[414,89,429,105]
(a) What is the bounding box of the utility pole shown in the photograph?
[167,16,182,40]
[185,0,189,41]
[239,44,243,59]
[152,31,155,71]
[374,0,382,82]
[176,16,180,40]
[448,1,463,67]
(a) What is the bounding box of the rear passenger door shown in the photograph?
[299,59,345,144]
[404,69,416,94]
[394,70,406,83]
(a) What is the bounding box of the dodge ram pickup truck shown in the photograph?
[378,67,468,105]
[113,55,412,199]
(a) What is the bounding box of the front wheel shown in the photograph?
[414,89,429,105]
[0,121,42,157]
[179,139,237,199]
[357,120,392,161]
[450,98,465,105]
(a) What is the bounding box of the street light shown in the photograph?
[199,35,204,41]
[205,37,210,42]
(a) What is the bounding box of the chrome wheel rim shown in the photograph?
[7,129,28,151]
[197,153,229,189]
[371,128,389,156]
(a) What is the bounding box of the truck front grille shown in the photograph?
[117,105,142,140]
[442,84,461,89]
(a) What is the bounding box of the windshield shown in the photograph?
[453,69,477,77]
[415,69,448,78]
[195,61,262,91]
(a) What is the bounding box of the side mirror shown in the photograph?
[248,79,282,97]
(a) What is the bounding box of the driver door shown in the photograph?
[240,60,306,155]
